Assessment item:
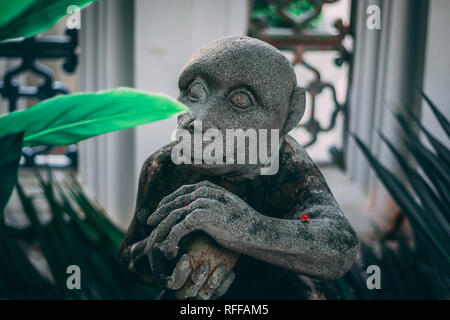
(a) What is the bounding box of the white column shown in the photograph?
[78,0,135,229]
[420,0,450,145]
[346,0,428,223]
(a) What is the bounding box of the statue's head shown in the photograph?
[174,36,305,177]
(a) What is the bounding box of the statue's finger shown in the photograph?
[158,210,203,259]
[158,223,189,259]
[157,184,199,208]
[147,193,198,226]
[146,233,159,269]
[157,181,221,209]
[162,192,223,222]
[211,271,235,300]
[148,207,190,243]
[197,264,227,300]
[128,241,145,273]
[147,244,170,285]
[154,198,212,246]
[147,199,185,226]
[174,262,209,300]
[197,180,224,190]
[166,253,191,290]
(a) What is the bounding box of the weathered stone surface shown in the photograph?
[118,36,358,300]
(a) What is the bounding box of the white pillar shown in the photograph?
[346,0,428,224]
[420,0,450,145]
[78,0,135,229]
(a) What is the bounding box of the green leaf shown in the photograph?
[352,134,450,263]
[404,106,450,168]
[379,133,450,238]
[0,132,23,215]
[0,0,96,42]
[15,183,68,293]
[395,113,450,207]
[335,278,355,300]
[421,91,450,138]
[66,176,123,248]
[0,225,60,299]
[0,87,188,146]
[0,0,35,27]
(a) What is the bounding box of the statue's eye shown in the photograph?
[187,81,207,102]
[229,90,254,109]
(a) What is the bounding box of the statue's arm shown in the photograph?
[149,144,358,280]
[229,188,358,280]
[118,155,158,285]
[118,220,157,285]
[227,148,358,279]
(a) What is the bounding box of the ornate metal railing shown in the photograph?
[0,28,79,168]
[249,0,352,165]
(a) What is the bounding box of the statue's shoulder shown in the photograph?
[280,134,314,168]
[276,134,325,186]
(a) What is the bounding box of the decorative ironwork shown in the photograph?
[0,28,79,168]
[249,0,351,164]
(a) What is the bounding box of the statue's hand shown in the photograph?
[146,180,252,261]
[145,233,236,300]
[174,234,237,300]
[144,180,246,299]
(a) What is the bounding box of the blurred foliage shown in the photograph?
[334,92,449,300]
[0,133,23,214]
[0,0,96,42]
[251,0,320,29]
[0,170,159,299]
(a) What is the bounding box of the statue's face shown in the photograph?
[176,36,298,177]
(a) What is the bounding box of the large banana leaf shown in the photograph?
[0,87,188,146]
[0,0,96,42]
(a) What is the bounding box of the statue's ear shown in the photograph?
[281,86,306,136]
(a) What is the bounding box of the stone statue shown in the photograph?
[118,36,358,300]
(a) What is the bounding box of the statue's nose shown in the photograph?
[187,119,213,135]
[177,114,206,135]
[177,113,193,130]
[179,111,218,134]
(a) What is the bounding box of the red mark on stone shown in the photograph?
[300,214,310,223]
[183,201,187,207]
